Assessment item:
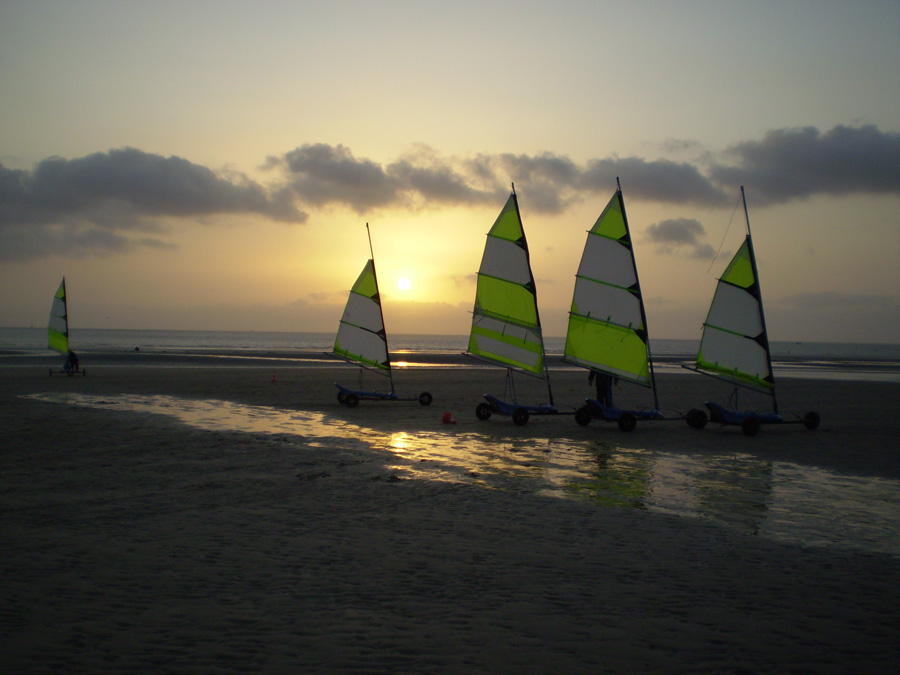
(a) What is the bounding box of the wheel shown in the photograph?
[804,411,820,430]
[345,393,359,408]
[574,406,592,426]
[418,391,433,406]
[475,402,492,420]
[337,392,347,405]
[741,416,760,436]
[512,407,529,426]
[617,412,636,432]
[686,408,708,429]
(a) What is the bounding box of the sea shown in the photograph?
[4,327,900,557]
[2,327,899,382]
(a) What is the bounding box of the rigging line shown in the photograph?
[707,191,744,274]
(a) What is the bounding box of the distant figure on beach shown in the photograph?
[588,369,616,407]
[64,350,79,374]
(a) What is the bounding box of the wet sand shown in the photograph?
[1,362,899,672]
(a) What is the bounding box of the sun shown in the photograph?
[397,277,412,291]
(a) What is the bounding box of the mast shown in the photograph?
[366,222,395,394]
[617,177,659,410]
[511,183,555,407]
[740,187,778,413]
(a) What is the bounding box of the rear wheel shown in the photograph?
[512,408,529,426]
[345,393,359,408]
[337,392,347,405]
[617,412,636,432]
[475,402,492,420]
[741,416,760,436]
[574,406,592,426]
[686,408,708,429]
[418,391,433,406]
[804,411,820,430]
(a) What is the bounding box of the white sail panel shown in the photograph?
[576,235,637,289]
[699,326,771,384]
[469,312,544,374]
[48,300,67,335]
[340,292,384,333]
[334,322,388,367]
[705,283,764,338]
[572,278,643,330]
[478,237,532,285]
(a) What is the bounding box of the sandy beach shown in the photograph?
[2,361,899,673]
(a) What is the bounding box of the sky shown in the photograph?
[2,0,899,343]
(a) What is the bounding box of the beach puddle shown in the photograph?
[28,392,900,557]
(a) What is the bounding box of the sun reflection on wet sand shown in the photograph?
[27,392,900,557]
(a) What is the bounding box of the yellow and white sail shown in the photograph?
[467,191,548,379]
[696,231,775,393]
[564,185,656,395]
[48,277,69,356]
[332,258,391,374]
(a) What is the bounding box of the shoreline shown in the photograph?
[3,347,900,381]
[2,363,899,479]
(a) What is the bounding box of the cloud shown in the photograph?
[489,152,581,213]
[267,145,729,215]
[270,143,504,213]
[6,124,898,260]
[581,156,727,206]
[709,125,900,204]
[645,218,716,258]
[272,143,400,213]
[1,148,306,261]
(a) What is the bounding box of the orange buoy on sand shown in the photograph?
[442,412,457,424]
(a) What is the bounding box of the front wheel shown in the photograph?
[741,416,760,436]
[686,408,708,429]
[574,406,592,426]
[337,392,347,405]
[512,407,529,426]
[475,402,492,420]
[418,391,433,406]
[617,412,636,432]
[804,411,820,430]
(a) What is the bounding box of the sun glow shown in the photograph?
[397,277,412,291]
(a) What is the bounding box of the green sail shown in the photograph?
[333,259,391,373]
[467,193,547,377]
[48,278,69,356]
[563,189,653,386]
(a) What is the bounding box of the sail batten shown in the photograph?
[563,186,656,395]
[467,192,549,381]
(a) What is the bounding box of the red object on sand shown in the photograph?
[442,412,457,424]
